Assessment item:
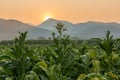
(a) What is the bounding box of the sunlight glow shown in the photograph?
[44,15,52,21]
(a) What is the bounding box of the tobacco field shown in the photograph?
[0,23,120,80]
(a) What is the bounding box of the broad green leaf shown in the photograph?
[106,72,119,80]
[87,49,97,59]
[38,61,48,69]
[25,71,39,80]
[111,52,119,60]
[80,55,89,65]
[47,46,58,58]
[77,74,86,80]
[50,56,55,66]
[90,77,99,80]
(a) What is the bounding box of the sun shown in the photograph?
[44,15,52,21]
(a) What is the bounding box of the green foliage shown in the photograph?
[0,24,120,80]
[0,32,38,80]
[25,71,39,80]
[32,61,67,80]
[98,30,114,55]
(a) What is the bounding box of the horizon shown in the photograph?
[1,18,120,26]
[0,0,120,25]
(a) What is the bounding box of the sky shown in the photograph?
[0,0,120,25]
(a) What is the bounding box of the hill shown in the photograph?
[1,18,120,40]
[38,18,73,31]
[27,27,52,40]
[0,19,34,40]
[36,19,120,39]
[67,21,120,39]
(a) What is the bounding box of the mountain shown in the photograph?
[38,18,73,31]
[67,21,120,39]
[1,18,120,40]
[0,19,34,40]
[27,27,52,40]
[27,18,74,40]
[36,19,120,39]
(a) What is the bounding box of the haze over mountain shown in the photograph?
[67,21,120,39]
[30,18,120,39]
[1,18,120,40]
[27,27,52,40]
[27,18,74,40]
[38,18,73,31]
[0,19,34,40]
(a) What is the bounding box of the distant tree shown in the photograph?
[38,37,45,40]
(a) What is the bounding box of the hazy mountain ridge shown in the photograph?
[67,21,120,39]
[27,27,52,40]
[1,18,120,40]
[36,18,120,39]
[0,19,34,40]
[38,18,74,31]
[27,18,74,40]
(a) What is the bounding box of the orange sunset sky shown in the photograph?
[0,0,120,25]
